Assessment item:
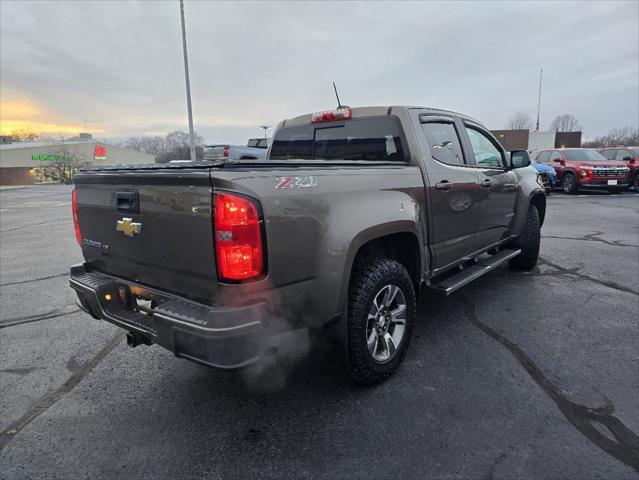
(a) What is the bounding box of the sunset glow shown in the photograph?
[0,95,103,136]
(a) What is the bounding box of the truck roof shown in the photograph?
[279,106,485,129]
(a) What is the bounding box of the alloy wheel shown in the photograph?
[365,284,407,363]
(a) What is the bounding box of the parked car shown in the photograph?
[535,148,630,194]
[599,147,639,191]
[203,138,271,160]
[69,106,546,384]
[529,156,557,193]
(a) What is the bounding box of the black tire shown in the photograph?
[347,258,416,385]
[561,173,578,194]
[509,205,541,271]
[633,173,639,192]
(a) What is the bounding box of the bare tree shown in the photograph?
[549,114,582,132]
[582,127,639,148]
[506,111,534,130]
[38,136,89,184]
[125,135,166,158]
[9,129,40,142]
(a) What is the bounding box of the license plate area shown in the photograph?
[607,180,618,185]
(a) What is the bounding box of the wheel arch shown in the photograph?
[529,193,546,227]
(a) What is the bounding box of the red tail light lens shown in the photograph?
[223,146,229,158]
[71,188,82,246]
[214,193,264,281]
[311,107,352,124]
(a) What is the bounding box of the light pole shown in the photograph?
[535,67,543,132]
[179,0,196,162]
[259,125,271,140]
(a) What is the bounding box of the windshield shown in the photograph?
[563,150,609,162]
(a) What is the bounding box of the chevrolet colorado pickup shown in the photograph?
[70,106,546,384]
[534,148,630,194]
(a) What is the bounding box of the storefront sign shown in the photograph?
[94,145,107,160]
[32,154,69,161]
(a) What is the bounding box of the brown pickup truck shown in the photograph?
[70,106,546,384]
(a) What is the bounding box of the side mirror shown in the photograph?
[510,149,531,169]
[622,155,633,161]
[552,157,563,163]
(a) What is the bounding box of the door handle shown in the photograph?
[481,179,493,188]
[435,181,452,191]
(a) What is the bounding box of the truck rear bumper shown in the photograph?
[69,264,269,369]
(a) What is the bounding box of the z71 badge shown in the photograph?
[275,176,318,190]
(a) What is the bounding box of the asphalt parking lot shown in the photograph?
[1,184,638,479]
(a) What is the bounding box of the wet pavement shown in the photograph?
[1,185,638,479]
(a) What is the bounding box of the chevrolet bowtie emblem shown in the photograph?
[116,217,142,237]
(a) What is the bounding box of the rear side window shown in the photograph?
[269,117,406,161]
[421,123,465,165]
[601,149,616,159]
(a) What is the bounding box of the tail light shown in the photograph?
[213,192,264,281]
[311,107,352,124]
[223,146,229,158]
[71,188,82,246]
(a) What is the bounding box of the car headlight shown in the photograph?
[536,174,546,188]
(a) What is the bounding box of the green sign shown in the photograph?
[32,154,70,161]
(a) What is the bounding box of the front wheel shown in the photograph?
[347,258,416,385]
[561,173,578,194]
[509,205,541,271]
[633,173,639,192]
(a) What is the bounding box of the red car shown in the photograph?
[534,148,630,194]
[599,147,639,191]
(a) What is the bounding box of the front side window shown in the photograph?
[465,127,504,168]
[550,150,564,161]
[421,122,465,166]
[616,150,632,161]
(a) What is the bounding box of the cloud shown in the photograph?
[1,1,637,143]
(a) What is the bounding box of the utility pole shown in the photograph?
[259,125,271,139]
[179,0,196,161]
[535,67,543,132]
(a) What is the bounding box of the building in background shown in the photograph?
[491,129,582,152]
[528,131,556,151]
[491,130,529,150]
[0,140,154,186]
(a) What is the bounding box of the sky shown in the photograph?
[1,1,637,144]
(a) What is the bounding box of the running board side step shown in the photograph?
[429,249,521,295]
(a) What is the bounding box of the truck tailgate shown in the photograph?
[74,169,217,304]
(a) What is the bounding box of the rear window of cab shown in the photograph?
[269,117,407,161]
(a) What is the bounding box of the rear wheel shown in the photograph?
[633,173,639,192]
[347,258,416,385]
[509,205,541,271]
[561,173,578,194]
